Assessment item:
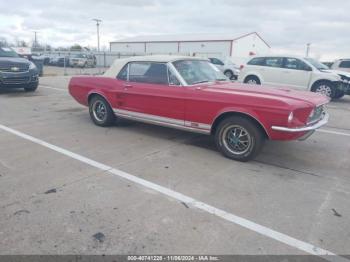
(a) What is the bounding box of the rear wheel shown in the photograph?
[89,95,115,126]
[215,116,265,162]
[244,75,261,85]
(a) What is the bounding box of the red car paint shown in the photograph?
[68,76,329,141]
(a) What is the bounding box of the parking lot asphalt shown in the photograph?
[0,76,350,258]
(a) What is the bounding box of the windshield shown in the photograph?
[172,60,228,85]
[305,57,329,70]
[0,47,19,58]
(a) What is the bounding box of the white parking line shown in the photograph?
[0,124,348,261]
[39,85,66,92]
[318,129,350,137]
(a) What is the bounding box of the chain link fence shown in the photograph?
[39,51,220,76]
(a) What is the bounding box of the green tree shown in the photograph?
[70,44,83,51]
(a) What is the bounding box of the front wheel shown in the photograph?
[312,81,335,98]
[244,76,261,85]
[89,96,115,127]
[215,116,265,162]
[24,83,38,92]
[224,70,234,80]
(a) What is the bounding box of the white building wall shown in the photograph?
[110,33,271,64]
[231,34,271,65]
[146,42,178,53]
[179,41,231,57]
[110,43,145,53]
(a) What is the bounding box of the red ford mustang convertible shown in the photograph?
[69,56,329,161]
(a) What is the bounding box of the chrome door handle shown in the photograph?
[124,84,133,89]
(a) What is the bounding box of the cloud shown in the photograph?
[0,0,349,60]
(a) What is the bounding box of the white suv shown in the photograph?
[209,57,240,80]
[238,55,350,99]
[331,59,350,73]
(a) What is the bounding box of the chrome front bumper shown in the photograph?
[271,113,329,133]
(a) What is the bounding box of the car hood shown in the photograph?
[0,57,30,65]
[198,82,329,107]
[321,69,350,78]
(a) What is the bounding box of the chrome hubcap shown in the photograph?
[315,85,332,97]
[92,101,107,121]
[222,125,252,155]
[225,72,233,79]
[247,79,257,84]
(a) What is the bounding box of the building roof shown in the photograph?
[111,32,270,47]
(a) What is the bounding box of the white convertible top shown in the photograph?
[103,55,206,77]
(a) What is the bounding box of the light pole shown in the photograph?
[306,43,311,57]
[92,19,102,52]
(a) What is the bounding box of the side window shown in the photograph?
[209,58,224,66]
[339,60,350,68]
[284,58,311,71]
[117,64,128,81]
[298,60,312,71]
[247,57,265,66]
[265,57,283,68]
[129,62,168,85]
[284,58,299,69]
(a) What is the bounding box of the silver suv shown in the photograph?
[70,54,96,68]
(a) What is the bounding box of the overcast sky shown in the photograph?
[0,0,349,60]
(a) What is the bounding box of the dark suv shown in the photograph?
[0,47,39,92]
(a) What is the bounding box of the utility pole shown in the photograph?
[306,43,311,57]
[92,19,102,52]
[34,31,38,49]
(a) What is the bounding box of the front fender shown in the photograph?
[212,107,271,138]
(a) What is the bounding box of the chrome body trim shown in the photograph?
[297,130,315,141]
[272,113,329,132]
[114,109,211,135]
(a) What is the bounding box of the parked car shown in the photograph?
[238,55,350,99]
[69,55,329,162]
[70,54,96,68]
[57,56,70,67]
[12,47,44,76]
[49,55,60,66]
[209,57,240,80]
[331,59,350,73]
[0,47,39,92]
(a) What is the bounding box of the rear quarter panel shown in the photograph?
[68,76,121,107]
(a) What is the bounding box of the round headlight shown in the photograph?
[29,61,37,70]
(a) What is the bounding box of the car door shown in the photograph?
[116,61,185,125]
[280,57,313,90]
[261,57,284,85]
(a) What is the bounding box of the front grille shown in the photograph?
[0,64,29,72]
[308,105,325,124]
[1,77,30,85]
